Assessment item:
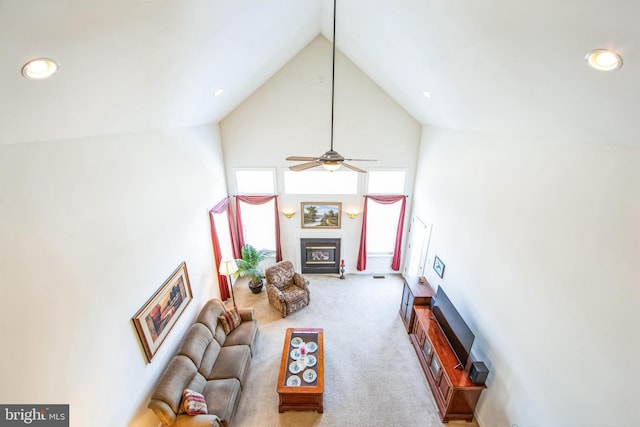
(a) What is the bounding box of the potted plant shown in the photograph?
[235,244,273,294]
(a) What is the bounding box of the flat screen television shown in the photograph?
[430,286,475,369]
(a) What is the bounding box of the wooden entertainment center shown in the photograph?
[400,277,485,422]
[410,306,485,422]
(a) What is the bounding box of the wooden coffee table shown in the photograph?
[277,328,324,413]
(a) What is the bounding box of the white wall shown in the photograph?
[0,125,228,427]
[220,35,421,273]
[412,127,640,427]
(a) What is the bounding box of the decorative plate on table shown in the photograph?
[289,361,303,374]
[305,342,318,353]
[305,355,317,367]
[286,375,301,387]
[303,369,317,383]
[290,348,301,359]
[291,337,304,347]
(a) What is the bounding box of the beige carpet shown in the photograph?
[229,273,480,427]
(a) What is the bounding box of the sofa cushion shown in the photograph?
[177,323,222,379]
[195,299,229,346]
[177,323,217,367]
[179,389,207,416]
[222,320,258,351]
[208,345,251,386]
[202,378,242,426]
[218,307,241,334]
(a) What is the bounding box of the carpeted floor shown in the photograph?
[229,273,480,427]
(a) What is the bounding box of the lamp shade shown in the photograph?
[218,258,238,276]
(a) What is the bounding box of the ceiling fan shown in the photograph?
[286,0,376,173]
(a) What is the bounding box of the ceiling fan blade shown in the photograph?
[286,156,318,161]
[343,158,377,162]
[289,161,322,171]
[341,162,368,173]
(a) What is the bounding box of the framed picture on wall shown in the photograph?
[132,261,193,362]
[433,255,445,278]
[301,202,342,229]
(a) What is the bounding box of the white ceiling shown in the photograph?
[2,0,638,147]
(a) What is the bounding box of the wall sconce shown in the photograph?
[346,210,360,219]
[282,210,295,219]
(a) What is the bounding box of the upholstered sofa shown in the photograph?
[148,299,258,427]
[265,260,310,317]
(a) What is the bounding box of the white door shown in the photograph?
[403,216,432,280]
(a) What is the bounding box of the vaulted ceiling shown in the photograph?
[2,0,638,147]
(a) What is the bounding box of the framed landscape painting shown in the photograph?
[132,261,193,362]
[301,202,342,229]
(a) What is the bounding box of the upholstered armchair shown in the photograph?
[265,260,310,317]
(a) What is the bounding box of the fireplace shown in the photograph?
[300,238,341,274]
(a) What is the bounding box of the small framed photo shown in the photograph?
[132,262,193,362]
[433,255,445,278]
[301,202,342,229]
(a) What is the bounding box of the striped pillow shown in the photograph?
[218,307,242,334]
[179,388,207,416]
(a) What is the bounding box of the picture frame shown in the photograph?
[301,202,342,229]
[132,261,193,362]
[433,255,445,278]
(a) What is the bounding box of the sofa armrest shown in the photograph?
[267,283,286,302]
[149,399,177,426]
[293,273,309,290]
[238,307,255,321]
[173,414,222,427]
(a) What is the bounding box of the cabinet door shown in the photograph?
[404,291,414,326]
[412,318,426,347]
[438,373,452,402]
[422,336,433,363]
[429,354,442,382]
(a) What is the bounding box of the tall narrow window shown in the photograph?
[235,195,282,262]
[209,197,238,300]
[366,201,403,254]
[238,200,276,250]
[232,169,281,260]
[357,195,407,271]
[356,170,408,271]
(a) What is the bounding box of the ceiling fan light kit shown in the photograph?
[285,0,376,173]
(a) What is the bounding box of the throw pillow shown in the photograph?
[179,388,207,416]
[218,306,242,334]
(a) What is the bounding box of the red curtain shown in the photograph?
[357,195,407,271]
[209,197,235,300]
[234,195,282,262]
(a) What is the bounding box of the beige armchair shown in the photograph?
[265,260,310,317]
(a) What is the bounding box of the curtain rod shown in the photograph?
[363,195,408,198]
[233,194,279,197]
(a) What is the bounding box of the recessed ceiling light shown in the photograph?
[585,49,623,71]
[213,88,224,97]
[21,58,59,80]
[422,90,432,99]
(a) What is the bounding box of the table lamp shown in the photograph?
[218,258,239,308]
